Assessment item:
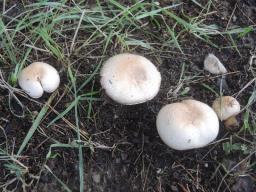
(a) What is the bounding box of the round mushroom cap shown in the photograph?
[156,99,219,150]
[212,96,240,121]
[18,62,60,98]
[100,53,161,105]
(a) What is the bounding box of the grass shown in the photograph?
[0,0,255,191]
[17,91,57,156]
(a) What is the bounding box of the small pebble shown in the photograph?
[92,172,101,183]
[171,185,179,192]
[156,168,162,174]
[115,158,121,164]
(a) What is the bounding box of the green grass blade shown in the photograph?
[201,83,219,96]
[46,143,76,159]
[77,63,101,92]
[17,93,57,155]
[135,4,181,20]
[44,165,72,192]
[125,38,153,50]
[37,28,63,59]
[47,96,80,127]
[68,65,85,192]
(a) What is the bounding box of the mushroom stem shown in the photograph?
[224,116,239,130]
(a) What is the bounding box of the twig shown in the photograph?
[0,70,25,117]
[2,0,5,13]
[235,78,256,99]
[3,3,17,15]
[225,2,237,31]
[70,9,86,53]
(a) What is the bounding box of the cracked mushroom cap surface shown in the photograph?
[156,99,219,150]
[18,62,60,98]
[100,53,161,105]
[212,96,240,121]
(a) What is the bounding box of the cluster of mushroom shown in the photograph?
[100,53,241,150]
[18,53,241,151]
[204,54,241,129]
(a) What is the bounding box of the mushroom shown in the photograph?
[212,96,240,129]
[204,54,227,74]
[212,96,240,121]
[18,62,60,98]
[156,99,219,150]
[100,53,161,105]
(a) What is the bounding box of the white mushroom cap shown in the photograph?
[204,54,227,74]
[156,99,219,150]
[212,96,240,121]
[100,53,161,105]
[18,62,60,98]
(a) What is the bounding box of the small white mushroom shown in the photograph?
[212,96,240,121]
[100,53,161,105]
[156,99,219,150]
[18,62,60,98]
[204,54,227,74]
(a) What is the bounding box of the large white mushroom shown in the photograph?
[156,99,219,150]
[18,62,60,98]
[100,53,161,105]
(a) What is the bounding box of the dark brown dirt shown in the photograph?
[0,0,256,192]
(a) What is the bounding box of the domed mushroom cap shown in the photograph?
[100,53,161,105]
[18,62,60,98]
[156,99,219,150]
[212,96,240,121]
